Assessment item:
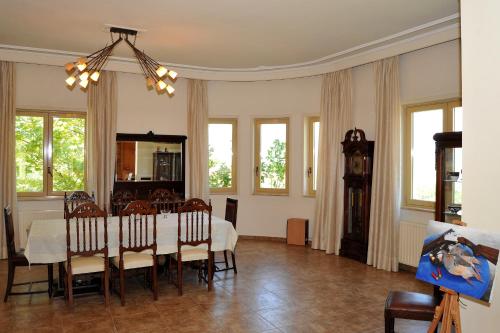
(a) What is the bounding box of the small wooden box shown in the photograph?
[286,218,309,246]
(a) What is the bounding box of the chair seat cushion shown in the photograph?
[111,252,154,270]
[173,248,209,262]
[385,291,439,320]
[66,256,105,275]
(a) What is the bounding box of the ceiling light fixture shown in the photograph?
[64,27,177,95]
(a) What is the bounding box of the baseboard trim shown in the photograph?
[239,235,287,243]
[398,263,417,273]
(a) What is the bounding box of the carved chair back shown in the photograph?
[3,206,16,260]
[65,202,108,264]
[176,199,212,252]
[118,200,157,255]
[149,188,183,214]
[110,190,136,216]
[224,198,238,229]
[64,191,95,218]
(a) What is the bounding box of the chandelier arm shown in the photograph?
[125,38,159,81]
[94,41,119,72]
[85,38,121,71]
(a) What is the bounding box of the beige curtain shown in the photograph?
[0,61,17,259]
[86,71,117,210]
[312,69,353,255]
[187,79,209,200]
[367,56,401,271]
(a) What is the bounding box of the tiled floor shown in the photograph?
[0,240,433,332]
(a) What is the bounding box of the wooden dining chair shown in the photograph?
[149,188,183,214]
[64,190,95,218]
[65,202,109,306]
[109,189,136,216]
[215,198,238,274]
[3,206,53,302]
[170,198,213,296]
[111,200,158,305]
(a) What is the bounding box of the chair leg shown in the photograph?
[384,311,395,333]
[223,251,229,269]
[208,252,213,292]
[47,263,53,298]
[177,258,183,296]
[4,263,15,302]
[231,252,237,274]
[119,266,126,306]
[104,260,110,307]
[152,260,158,301]
[67,272,73,306]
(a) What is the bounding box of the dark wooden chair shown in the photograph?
[64,202,109,306]
[384,290,440,333]
[64,190,95,218]
[215,198,238,274]
[3,206,53,302]
[149,188,183,214]
[111,200,158,305]
[109,189,136,216]
[170,198,213,296]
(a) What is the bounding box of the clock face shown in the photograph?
[352,152,363,175]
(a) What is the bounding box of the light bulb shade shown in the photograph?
[79,72,89,81]
[146,77,155,88]
[65,75,76,87]
[156,80,167,91]
[168,70,178,80]
[65,63,75,72]
[156,66,168,78]
[166,85,175,95]
[90,71,100,82]
[77,62,87,71]
[79,80,89,88]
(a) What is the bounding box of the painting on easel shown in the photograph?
[416,221,500,303]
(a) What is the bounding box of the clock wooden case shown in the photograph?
[339,128,374,263]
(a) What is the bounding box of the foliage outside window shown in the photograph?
[254,118,289,195]
[208,118,237,193]
[404,99,462,209]
[305,116,320,196]
[16,110,86,197]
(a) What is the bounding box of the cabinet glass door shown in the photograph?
[442,147,462,222]
[347,186,363,240]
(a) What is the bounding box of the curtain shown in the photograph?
[86,71,117,210]
[312,69,353,255]
[187,79,209,200]
[0,61,17,259]
[367,56,401,271]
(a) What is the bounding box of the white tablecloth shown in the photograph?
[24,213,238,264]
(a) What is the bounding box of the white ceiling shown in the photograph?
[0,0,459,69]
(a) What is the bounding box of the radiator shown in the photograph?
[399,220,428,267]
[18,210,64,248]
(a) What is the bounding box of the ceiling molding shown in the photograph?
[0,14,460,81]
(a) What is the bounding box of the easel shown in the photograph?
[428,287,462,333]
[428,219,466,333]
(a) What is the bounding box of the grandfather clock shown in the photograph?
[339,128,374,263]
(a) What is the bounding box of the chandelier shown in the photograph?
[64,27,177,95]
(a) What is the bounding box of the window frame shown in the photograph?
[208,118,238,194]
[16,109,87,198]
[253,117,290,196]
[305,116,319,197]
[403,98,461,210]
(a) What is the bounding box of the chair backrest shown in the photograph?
[119,200,157,254]
[3,206,16,259]
[149,188,183,213]
[64,191,95,217]
[177,198,212,250]
[110,190,136,216]
[225,198,238,229]
[66,202,108,263]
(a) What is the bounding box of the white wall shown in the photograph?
[461,1,500,332]
[15,39,461,244]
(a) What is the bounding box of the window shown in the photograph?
[208,118,237,193]
[16,110,86,197]
[305,116,320,196]
[254,118,289,195]
[404,99,462,209]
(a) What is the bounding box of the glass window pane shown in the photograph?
[312,121,320,191]
[15,115,44,192]
[259,123,287,189]
[208,123,233,189]
[411,109,443,201]
[52,116,85,192]
[453,106,463,131]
